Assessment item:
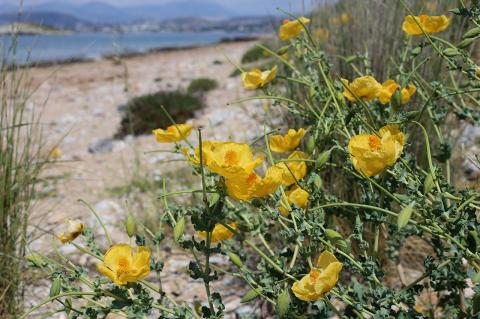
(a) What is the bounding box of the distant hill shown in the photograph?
[125,1,232,21]
[1,1,233,25]
[0,11,92,30]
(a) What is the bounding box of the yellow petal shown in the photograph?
[198,223,236,243]
[342,76,382,102]
[316,251,340,270]
[241,69,263,90]
[402,15,450,36]
[269,128,305,153]
[152,124,192,143]
[279,17,310,41]
[103,244,134,271]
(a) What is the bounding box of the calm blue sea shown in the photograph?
[0,31,245,64]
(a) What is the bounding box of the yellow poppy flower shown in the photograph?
[241,66,278,90]
[402,15,450,36]
[279,186,310,216]
[50,147,62,159]
[340,13,350,25]
[279,17,311,41]
[275,151,309,186]
[202,141,264,179]
[97,244,151,285]
[152,124,192,143]
[292,251,343,301]
[58,219,84,244]
[225,165,283,201]
[348,125,405,177]
[198,223,236,243]
[181,141,220,165]
[341,76,382,102]
[269,128,306,153]
[378,80,417,105]
[314,28,330,42]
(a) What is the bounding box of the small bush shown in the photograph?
[187,78,218,94]
[241,44,269,64]
[116,90,203,137]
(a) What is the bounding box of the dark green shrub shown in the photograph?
[116,91,203,137]
[241,45,266,64]
[187,78,218,94]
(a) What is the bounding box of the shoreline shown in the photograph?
[7,35,262,70]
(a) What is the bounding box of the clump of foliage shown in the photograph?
[24,1,480,319]
[116,90,203,137]
[187,78,218,95]
[241,41,277,64]
[0,38,47,317]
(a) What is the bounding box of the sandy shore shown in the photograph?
[25,39,271,317]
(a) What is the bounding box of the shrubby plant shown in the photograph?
[25,1,480,318]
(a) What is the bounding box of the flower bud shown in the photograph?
[26,254,44,267]
[325,228,343,240]
[315,149,331,168]
[313,174,323,189]
[277,45,290,56]
[241,288,262,303]
[391,88,403,112]
[443,48,460,57]
[463,27,480,39]
[306,136,316,154]
[411,47,422,57]
[209,193,220,206]
[126,213,136,238]
[423,173,434,194]
[276,289,291,318]
[458,38,475,49]
[174,216,185,242]
[398,202,415,229]
[49,277,61,297]
[227,252,243,268]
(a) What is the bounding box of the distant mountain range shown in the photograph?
[0,1,235,25]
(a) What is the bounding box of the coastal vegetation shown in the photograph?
[1,0,480,318]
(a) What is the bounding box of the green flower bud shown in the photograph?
[227,252,243,268]
[49,277,61,297]
[325,229,343,240]
[306,136,316,154]
[463,27,480,39]
[313,174,323,190]
[26,254,44,267]
[277,45,290,56]
[443,48,460,57]
[458,38,475,49]
[398,202,415,229]
[391,88,403,112]
[423,173,434,194]
[209,193,220,206]
[126,213,136,238]
[411,47,422,57]
[345,55,356,64]
[449,8,461,15]
[174,216,186,242]
[276,289,291,318]
[315,149,331,169]
[241,288,262,303]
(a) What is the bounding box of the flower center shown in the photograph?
[309,269,320,280]
[283,19,290,25]
[368,135,382,150]
[224,150,239,166]
[246,173,258,188]
[117,257,130,274]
